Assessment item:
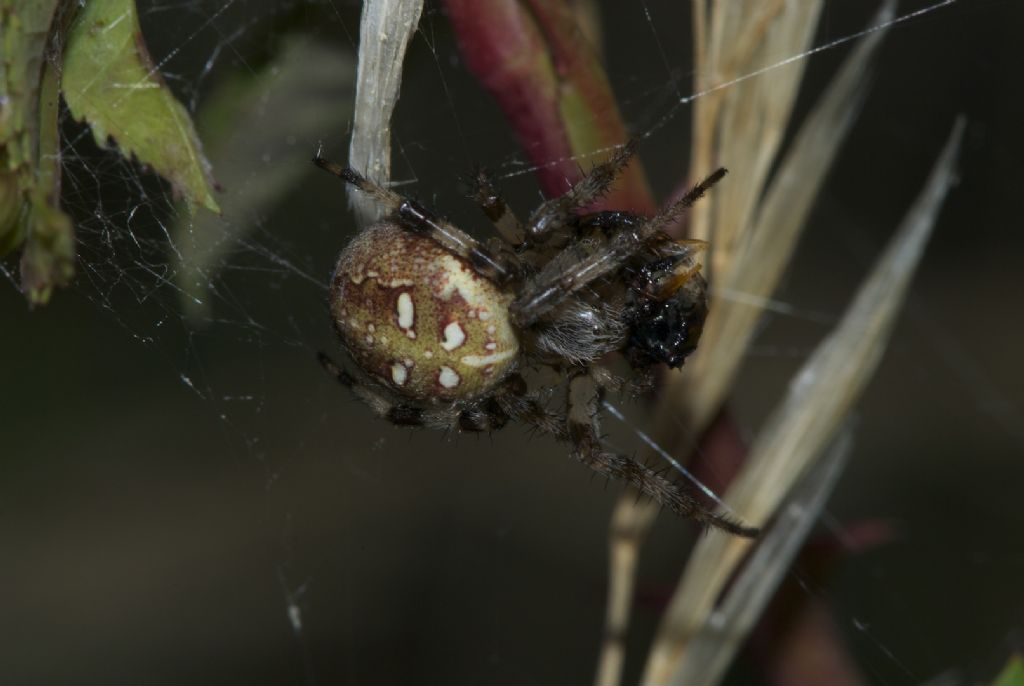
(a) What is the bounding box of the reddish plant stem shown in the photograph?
[444,0,653,213]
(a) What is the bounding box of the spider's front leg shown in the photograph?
[566,370,759,537]
[525,139,640,243]
[313,156,514,285]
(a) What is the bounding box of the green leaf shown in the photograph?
[0,0,67,256]
[62,0,219,214]
[0,0,76,303]
[19,59,74,305]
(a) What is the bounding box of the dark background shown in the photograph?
[2,0,1022,684]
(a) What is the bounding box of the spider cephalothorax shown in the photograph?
[315,143,758,537]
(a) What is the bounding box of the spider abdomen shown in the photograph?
[330,222,519,401]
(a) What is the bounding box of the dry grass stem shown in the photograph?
[680,0,897,435]
[347,0,424,227]
[598,5,895,683]
[640,115,965,686]
[667,429,854,686]
[594,497,660,686]
[688,0,822,272]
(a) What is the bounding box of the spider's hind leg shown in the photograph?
[566,370,759,537]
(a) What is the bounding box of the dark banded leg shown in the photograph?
[590,363,655,399]
[318,352,507,432]
[313,156,513,285]
[472,168,526,246]
[493,376,569,440]
[566,371,759,537]
[525,139,639,243]
[642,167,727,238]
[457,398,510,432]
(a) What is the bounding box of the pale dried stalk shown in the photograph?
[598,4,898,685]
[347,0,424,228]
[668,428,854,686]
[707,0,820,279]
[641,116,966,686]
[688,0,821,280]
[681,0,896,435]
[594,497,659,686]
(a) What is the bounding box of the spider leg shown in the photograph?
[590,363,655,399]
[643,167,727,238]
[318,352,508,432]
[493,377,567,438]
[510,168,726,326]
[313,156,513,285]
[566,371,759,537]
[472,167,526,246]
[525,139,640,243]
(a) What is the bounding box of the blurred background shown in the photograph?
[2,0,1022,684]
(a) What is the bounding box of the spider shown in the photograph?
[314,141,758,537]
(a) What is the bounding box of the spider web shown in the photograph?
[3,1,1023,684]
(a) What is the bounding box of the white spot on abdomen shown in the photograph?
[391,362,408,386]
[396,292,415,330]
[440,322,466,351]
[460,348,517,368]
[438,366,461,389]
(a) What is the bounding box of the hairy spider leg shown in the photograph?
[313,157,513,285]
[493,380,569,438]
[317,352,511,432]
[566,371,759,537]
[590,361,655,398]
[510,168,727,326]
[525,139,640,243]
[320,348,757,534]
